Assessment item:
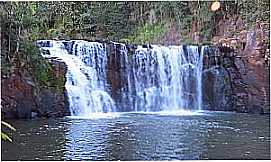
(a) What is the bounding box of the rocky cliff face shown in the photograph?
[208,17,270,114]
[1,38,269,119]
[106,42,269,114]
[35,59,70,118]
[1,59,70,119]
[202,47,234,112]
[202,46,269,114]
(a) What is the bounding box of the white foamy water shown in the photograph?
[40,40,116,117]
[38,40,205,116]
[119,44,205,112]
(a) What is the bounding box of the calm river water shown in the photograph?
[1,111,270,160]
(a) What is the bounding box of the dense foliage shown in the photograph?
[0,0,269,82]
[1,1,269,44]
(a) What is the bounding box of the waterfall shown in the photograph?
[121,45,205,112]
[38,40,116,117]
[37,40,205,116]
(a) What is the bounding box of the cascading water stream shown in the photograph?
[38,40,205,116]
[38,40,116,117]
[121,45,205,112]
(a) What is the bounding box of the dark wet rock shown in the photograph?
[76,39,270,114]
[1,58,70,119]
[1,69,36,119]
[106,42,124,99]
[142,44,153,49]
[36,40,53,47]
[202,66,233,111]
[36,88,70,118]
[201,40,269,114]
[2,37,269,119]
[210,17,270,114]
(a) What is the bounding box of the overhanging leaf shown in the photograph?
[1,132,13,142]
[1,121,16,131]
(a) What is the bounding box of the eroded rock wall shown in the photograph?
[2,39,269,119]
[1,59,70,119]
[202,45,269,114]
[208,17,270,114]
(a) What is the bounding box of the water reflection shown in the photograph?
[1,119,67,160]
[1,112,270,160]
[63,113,207,160]
[200,113,270,159]
[64,119,110,160]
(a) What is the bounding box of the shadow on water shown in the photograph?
[1,119,67,160]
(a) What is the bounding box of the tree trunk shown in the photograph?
[16,25,21,54]
[0,24,2,56]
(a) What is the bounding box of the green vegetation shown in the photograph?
[1,2,68,91]
[0,1,269,138]
[238,0,270,26]
[128,23,167,44]
[1,1,269,46]
[1,0,269,85]
[0,1,268,87]
[0,0,268,99]
[1,121,16,142]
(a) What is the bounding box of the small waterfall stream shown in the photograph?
[38,40,205,116]
[39,40,116,117]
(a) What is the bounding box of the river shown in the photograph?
[2,111,270,160]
